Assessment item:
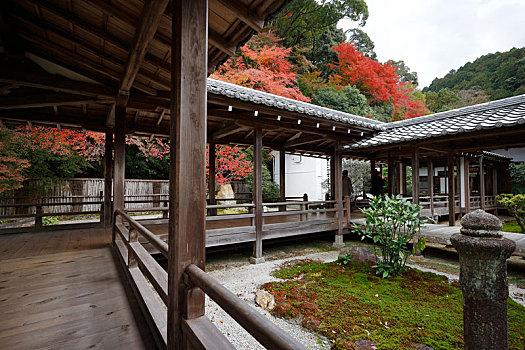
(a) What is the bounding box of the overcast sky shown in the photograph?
[338,0,525,88]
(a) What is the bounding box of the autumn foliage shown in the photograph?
[329,42,427,118]
[207,145,253,186]
[211,32,310,102]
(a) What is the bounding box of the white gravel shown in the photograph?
[204,248,525,349]
[205,251,340,349]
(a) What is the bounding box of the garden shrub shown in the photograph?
[42,216,60,226]
[497,193,525,233]
[354,195,425,278]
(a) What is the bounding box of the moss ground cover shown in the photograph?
[262,260,525,350]
[503,222,524,233]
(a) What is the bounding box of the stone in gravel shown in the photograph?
[254,290,275,311]
[410,342,434,350]
[354,339,377,349]
[339,246,377,266]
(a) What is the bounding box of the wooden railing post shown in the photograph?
[99,190,105,224]
[35,205,43,229]
[300,193,308,221]
[128,228,137,268]
[344,195,351,225]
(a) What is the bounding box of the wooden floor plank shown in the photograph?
[0,245,156,350]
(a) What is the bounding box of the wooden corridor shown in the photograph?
[0,228,156,350]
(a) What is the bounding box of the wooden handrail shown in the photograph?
[185,264,307,350]
[115,209,168,258]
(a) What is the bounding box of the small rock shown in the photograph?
[254,290,275,311]
[355,339,377,349]
[339,246,377,266]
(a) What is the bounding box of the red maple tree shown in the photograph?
[329,42,427,118]
[211,32,310,102]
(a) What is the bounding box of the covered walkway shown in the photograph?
[0,228,156,349]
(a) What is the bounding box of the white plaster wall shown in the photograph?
[273,152,329,200]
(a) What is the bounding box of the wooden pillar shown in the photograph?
[103,128,113,227]
[411,148,420,204]
[333,145,344,248]
[167,1,207,349]
[387,153,394,196]
[456,157,462,219]
[402,163,408,196]
[330,155,336,199]
[208,142,216,216]
[464,158,470,213]
[479,155,485,211]
[448,154,456,226]
[428,159,434,219]
[492,165,498,215]
[397,161,403,196]
[113,106,126,214]
[251,128,264,263]
[279,149,286,211]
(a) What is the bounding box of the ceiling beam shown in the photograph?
[209,28,237,56]
[210,123,248,140]
[117,0,169,105]
[0,91,113,110]
[0,55,115,98]
[216,0,264,31]
[285,134,327,149]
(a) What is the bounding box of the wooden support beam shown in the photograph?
[167,1,207,349]
[333,145,344,247]
[479,155,485,211]
[117,0,169,105]
[279,149,286,212]
[208,28,237,56]
[448,154,456,226]
[211,123,247,140]
[428,159,434,218]
[464,158,470,213]
[104,128,113,227]
[492,165,498,215]
[209,142,217,216]
[387,153,394,196]
[155,109,167,128]
[113,106,126,214]
[0,55,114,98]
[411,148,420,205]
[284,134,326,149]
[216,0,264,31]
[0,91,112,109]
[251,128,264,263]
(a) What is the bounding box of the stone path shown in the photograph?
[350,219,525,258]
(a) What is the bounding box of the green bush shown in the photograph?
[335,253,353,266]
[42,216,60,226]
[354,195,425,278]
[497,193,525,233]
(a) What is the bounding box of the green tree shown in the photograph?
[271,0,368,48]
[348,28,376,59]
[304,24,346,79]
[509,162,525,194]
[311,85,372,116]
[424,88,461,113]
[496,194,525,232]
[387,59,418,86]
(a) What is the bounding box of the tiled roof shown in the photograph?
[346,94,525,149]
[207,79,386,130]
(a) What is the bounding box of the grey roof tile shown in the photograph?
[346,94,525,149]
[207,79,386,130]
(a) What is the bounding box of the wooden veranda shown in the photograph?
[0,0,369,348]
